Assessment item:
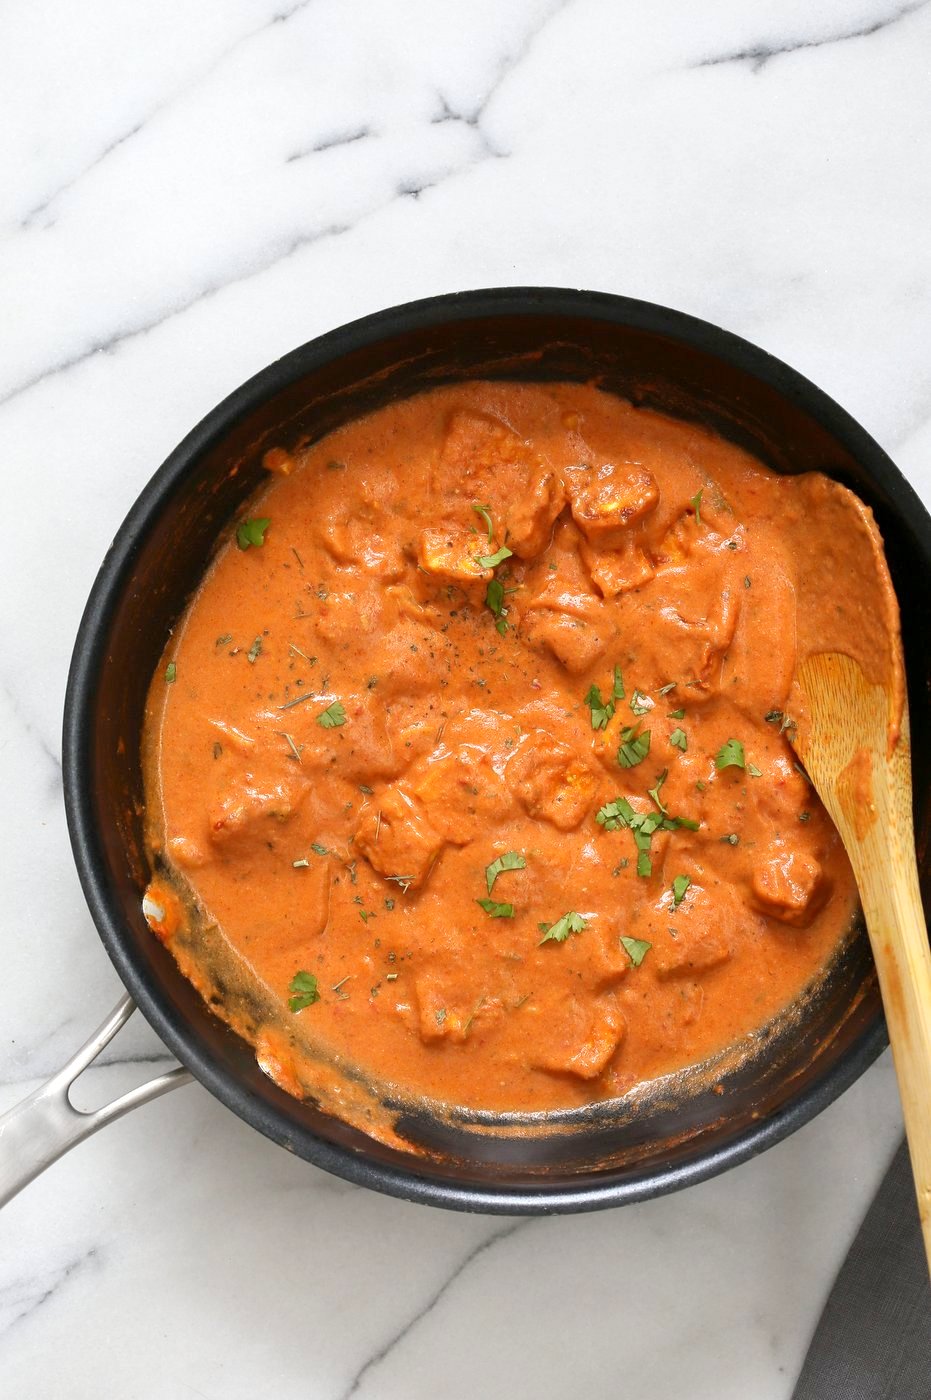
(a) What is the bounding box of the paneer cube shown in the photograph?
[505,468,566,559]
[566,462,659,548]
[410,745,513,843]
[524,608,610,674]
[355,786,445,890]
[655,932,731,979]
[581,539,655,597]
[414,975,498,1044]
[417,526,491,583]
[532,993,626,1079]
[507,730,597,830]
[436,410,543,501]
[751,843,828,927]
[209,772,307,844]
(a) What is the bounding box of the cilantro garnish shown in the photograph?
[477,544,514,569]
[668,708,685,720]
[690,490,703,525]
[715,738,745,770]
[629,689,653,716]
[672,874,691,907]
[485,850,526,895]
[485,578,510,635]
[472,501,494,545]
[620,936,651,967]
[585,683,613,731]
[165,662,177,684]
[247,637,262,665]
[617,725,651,768]
[597,791,699,877]
[539,911,587,945]
[476,898,514,918]
[747,762,762,778]
[596,796,637,831]
[288,970,320,1012]
[648,769,668,814]
[317,701,347,729]
[670,727,687,752]
[236,517,270,550]
[585,666,625,730]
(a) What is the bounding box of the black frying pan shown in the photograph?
[4,288,929,1215]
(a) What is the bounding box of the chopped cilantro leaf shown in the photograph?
[477,544,514,569]
[288,970,320,1012]
[715,738,745,770]
[629,689,653,716]
[485,577,509,632]
[672,874,691,907]
[317,701,346,729]
[236,517,270,550]
[612,665,625,701]
[585,682,614,731]
[618,725,651,768]
[485,850,526,895]
[648,769,669,813]
[690,489,703,525]
[637,850,652,878]
[596,796,637,831]
[621,935,651,967]
[476,897,514,918]
[747,762,762,778]
[247,637,262,665]
[472,501,494,545]
[670,727,687,752]
[165,662,177,684]
[539,911,587,945]
[311,842,329,856]
[668,708,685,720]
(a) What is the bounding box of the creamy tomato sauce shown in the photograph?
[143,381,876,1123]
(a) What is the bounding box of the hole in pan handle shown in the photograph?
[0,995,192,1209]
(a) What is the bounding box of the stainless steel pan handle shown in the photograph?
[0,995,191,1208]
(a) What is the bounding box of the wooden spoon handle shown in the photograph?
[855,801,931,1271]
[798,654,931,1271]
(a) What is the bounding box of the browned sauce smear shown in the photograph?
[143,381,883,1123]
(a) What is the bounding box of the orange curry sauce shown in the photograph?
[143,381,874,1121]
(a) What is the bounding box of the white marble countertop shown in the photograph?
[2,1,929,1395]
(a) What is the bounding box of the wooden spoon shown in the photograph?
[792,649,931,1271]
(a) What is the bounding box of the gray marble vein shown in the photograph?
[0,1248,99,1337]
[695,0,931,71]
[15,0,319,230]
[339,1221,529,1399]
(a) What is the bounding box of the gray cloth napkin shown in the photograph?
[792,1139,930,1399]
